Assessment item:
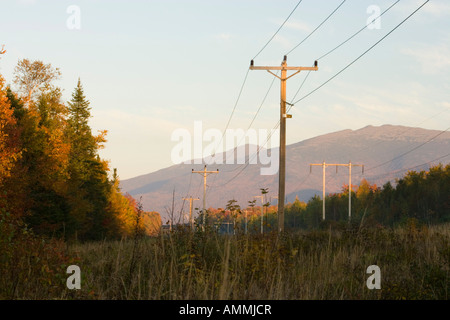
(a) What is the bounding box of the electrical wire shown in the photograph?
[220,71,279,170]
[291,0,430,106]
[215,0,306,158]
[216,0,346,175]
[369,152,450,181]
[212,68,250,158]
[316,0,400,61]
[341,104,450,165]
[286,0,347,56]
[365,126,450,172]
[237,0,399,178]
[213,0,430,189]
[253,0,305,60]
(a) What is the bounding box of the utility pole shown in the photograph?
[310,161,364,220]
[182,197,200,229]
[192,165,219,231]
[250,56,318,233]
[254,195,264,234]
[244,209,248,234]
[336,161,364,221]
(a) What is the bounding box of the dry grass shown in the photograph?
[63,222,449,300]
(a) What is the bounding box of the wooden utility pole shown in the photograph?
[192,165,219,231]
[337,161,364,221]
[182,197,200,229]
[250,56,318,232]
[244,209,248,234]
[254,195,264,234]
[310,161,364,220]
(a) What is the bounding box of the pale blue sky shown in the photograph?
[1,0,449,179]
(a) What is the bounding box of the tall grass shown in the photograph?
[64,222,449,300]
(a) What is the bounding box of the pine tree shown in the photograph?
[66,79,113,240]
[67,79,97,180]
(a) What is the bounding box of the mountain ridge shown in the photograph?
[120,124,450,221]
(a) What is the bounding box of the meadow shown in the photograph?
[61,221,449,300]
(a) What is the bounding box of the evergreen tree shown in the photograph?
[66,79,97,179]
[65,79,112,240]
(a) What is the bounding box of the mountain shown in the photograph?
[120,125,450,222]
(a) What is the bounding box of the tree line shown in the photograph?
[283,165,449,230]
[201,165,449,233]
[0,57,161,242]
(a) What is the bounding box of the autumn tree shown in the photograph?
[13,87,71,236]
[13,59,61,107]
[7,60,72,237]
[107,169,141,237]
[0,75,21,185]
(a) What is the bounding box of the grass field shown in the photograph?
[62,221,449,300]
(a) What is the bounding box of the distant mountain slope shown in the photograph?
[120,125,450,222]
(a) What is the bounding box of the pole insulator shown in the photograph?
[314,60,318,67]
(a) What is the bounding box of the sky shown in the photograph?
[1,0,449,180]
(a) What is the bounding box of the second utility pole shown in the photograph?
[192,165,219,231]
[182,197,200,229]
[310,161,364,221]
[254,195,264,234]
[250,56,318,232]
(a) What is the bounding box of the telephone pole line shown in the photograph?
[182,197,200,229]
[192,165,219,231]
[250,56,318,232]
[310,161,364,220]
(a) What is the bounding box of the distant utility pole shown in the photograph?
[244,209,248,234]
[250,56,318,233]
[182,197,200,229]
[337,161,364,221]
[254,195,264,234]
[192,165,219,231]
[310,161,364,220]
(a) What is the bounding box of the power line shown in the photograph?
[212,68,250,158]
[287,69,311,115]
[285,1,400,164]
[218,62,315,183]
[219,70,312,178]
[245,73,278,135]
[291,0,430,106]
[216,0,305,158]
[253,0,305,61]
[285,1,401,164]
[286,0,347,56]
[341,105,450,166]
[219,0,345,177]
[214,1,345,178]
[316,0,400,61]
[215,69,314,184]
[369,152,450,181]
[214,0,429,189]
[219,71,279,169]
[366,126,450,172]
